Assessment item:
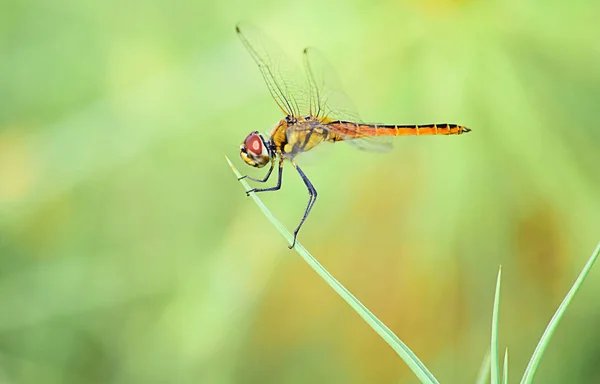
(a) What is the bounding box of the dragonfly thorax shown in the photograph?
[240,131,273,168]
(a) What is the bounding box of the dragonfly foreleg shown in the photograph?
[289,161,317,249]
[246,160,284,196]
[238,159,275,182]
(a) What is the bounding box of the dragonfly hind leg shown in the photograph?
[245,160,284,196]
[289,161,317,249]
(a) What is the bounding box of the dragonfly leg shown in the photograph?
[246,160,284,196]
[238,159,275,182]
[289,161,317,249]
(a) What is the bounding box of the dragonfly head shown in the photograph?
[240,131,271,168]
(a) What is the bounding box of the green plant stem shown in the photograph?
[491,267,502,384]
[520,241,600,384]
[227,156,439,384]
[502,348,508,384]
[475,351,491,384]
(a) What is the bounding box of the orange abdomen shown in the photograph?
[327,121,470,138]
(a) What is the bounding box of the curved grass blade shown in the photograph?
[475,351,491,384]
[226,156,439,384]
[491,267,502,384]
[520,241,600,384]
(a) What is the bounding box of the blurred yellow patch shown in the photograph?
[0,132,35,202]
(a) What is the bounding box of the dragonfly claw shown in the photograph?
[288,234,298,249]
[238,175,247,181]
[246,189,255,196]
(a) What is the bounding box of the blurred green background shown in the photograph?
[1,0,599,383]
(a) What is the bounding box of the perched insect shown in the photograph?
[236,22,470,248]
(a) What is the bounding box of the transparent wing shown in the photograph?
[341,133,393,152]
[303,47,361,122]
[303,48,392,152]
[236,22,310,118]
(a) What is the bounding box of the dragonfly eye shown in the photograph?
[240,131,270,168]
[244,133,263,155]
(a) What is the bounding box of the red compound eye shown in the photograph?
[244,134,263,155]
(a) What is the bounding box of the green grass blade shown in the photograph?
[475,351,491,384]
[520,241,600,384]
[226,156,439,384]
[491,267,502,384]
[502,348,508,384]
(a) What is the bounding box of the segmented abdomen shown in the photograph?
[327,121,470,137]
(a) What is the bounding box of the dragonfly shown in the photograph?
[235,22,471,249]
